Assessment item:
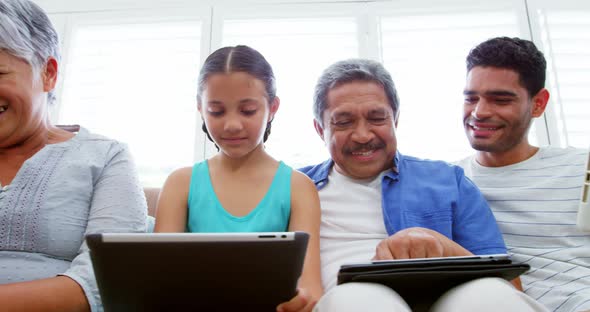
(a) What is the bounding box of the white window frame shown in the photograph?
[51,6,213,161]
[526,0,590,148]
[206,2,373,159]
[38,0,588,181]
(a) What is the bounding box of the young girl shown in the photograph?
[154,45,323,311]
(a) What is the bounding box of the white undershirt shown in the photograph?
[319,167,388,291]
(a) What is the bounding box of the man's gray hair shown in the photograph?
[0,0,60,104]
[313,58,400,126]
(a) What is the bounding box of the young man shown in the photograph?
[288,58,547,312]
[457,37,590,312]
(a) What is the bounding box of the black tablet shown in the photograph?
[341,254,513,273]
[338,254,529,309]
[87,232,309,312]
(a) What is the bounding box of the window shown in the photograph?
[375,1,526,161]
[58,11,206,186]
[41,0,589,187]
[529,0,590,148]
[216,4,361,167]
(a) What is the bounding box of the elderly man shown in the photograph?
[457,37,590,312]
[295,59,548,312]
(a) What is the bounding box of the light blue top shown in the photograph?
[0,127,147,312]
[187,160,292,232]
[300,151,507,255]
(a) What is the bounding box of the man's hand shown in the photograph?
[276,288,316,312]
[373,227,472,260]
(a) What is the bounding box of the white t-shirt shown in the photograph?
[318,167,388,291]
[457,146,590,312]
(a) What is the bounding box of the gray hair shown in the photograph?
[0,0,60,104]
[313,58,400,127]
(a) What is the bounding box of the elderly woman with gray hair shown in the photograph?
[0,0,147,311]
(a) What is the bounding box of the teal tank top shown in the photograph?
[186,161,292,232]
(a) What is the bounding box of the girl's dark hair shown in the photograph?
[197,45,277,144]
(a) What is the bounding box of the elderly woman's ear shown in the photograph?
[42,57,58,92]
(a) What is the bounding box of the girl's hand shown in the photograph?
[276,288,317,312]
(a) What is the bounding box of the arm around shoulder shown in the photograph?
[154,167,192,232]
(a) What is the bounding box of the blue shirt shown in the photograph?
[187,161,292,232]
[300,152,506,255]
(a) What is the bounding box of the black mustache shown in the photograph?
[344,141,386,153]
